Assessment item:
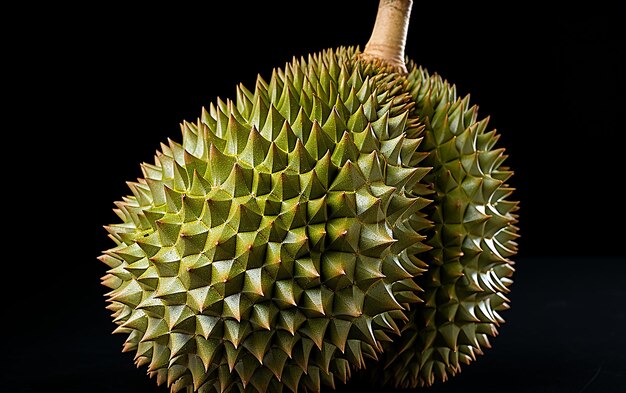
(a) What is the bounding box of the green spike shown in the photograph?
[385,165,418,189]
[328,318,352,353]
[347,106,369,133]
[221,163,253,198]
[263,348,289,380]
[252,171,272,197]
[322,107,347,142]
[172,159,190,192]
[331,131,359,166]
[169,333,194,358]
[260,143,288,173]
[300,288,325,317]
[242,267,266,298]
[351,316,377,347]
[359,223,396,257]
[300,170,327,200]
[239,126,271,167]
[249,367,274,393]
[286,139,315,174]
[276,308,306,336]
[312,151,334,190]
[311,94,331,124]
[291,107,313,143]
[306,196,327,224]
[149,247,181,277]
[266,219,288,243]
[178,222,209,256]
[273,280,302,308]
[293,337,315,371]
[270,172,300,201]
[318,342,337,374]
[300,318,330,350]
[207,144,235,186]
[205,197,231,228]
[277,82,300,123]
[305,120,334,160]
[363,280,403,315]
[380,134,405,164]
[236,84,254,118]
[294,257,321,287]
[110,280,143,308]
[154,277,187,305]
[321,251,355,290]
[274,121,298,152]
[329,161,365,192]
[225,114,250,155]
[250,94,269,131]
[234,203,262,232]
[400,136,423,166]
[224,320,250,350]
[250,303,277,331]
[234,354,260,389]
[267,69,283,102]
[242,331,274,364]
[223,293,252,322]
[180,254,216,290]
[147,342,170,372]
[355,189,382,223]
[283,366,304,392]
[164,305,196,332]
[181,194,205,222]
[195,315,220,340]
[141,317,169,342]
[275,330,298,358]
[326,217,360,253]
[281,228,309,259]
[123,257,149,280]
[154,217,181,247]
[260,105,286,141]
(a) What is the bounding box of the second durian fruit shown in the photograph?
[100,1,518,392]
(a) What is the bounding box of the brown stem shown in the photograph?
[361,0,413,73]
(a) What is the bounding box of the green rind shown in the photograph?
[377,61,519,387]
[101,47,432,393]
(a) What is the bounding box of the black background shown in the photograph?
[10,1,625,392]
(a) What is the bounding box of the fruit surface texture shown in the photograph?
[379,62,518,387]
[102,48,437,393]
[101,2,517,392]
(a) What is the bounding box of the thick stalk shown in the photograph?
[361,0,413,73]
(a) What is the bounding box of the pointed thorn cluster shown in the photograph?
[102,45,518,391]
[376,61,518,388]
[102,47,442,393]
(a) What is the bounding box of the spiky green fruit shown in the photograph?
[101,47,433,393]
[376,64,519,387]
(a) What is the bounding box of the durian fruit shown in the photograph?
[101,1,519,391]
[100,47,434,391]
